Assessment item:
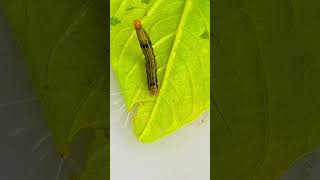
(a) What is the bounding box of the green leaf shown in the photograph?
[1,0,107,158]
[72,130,107,180]
[213,0,320,179]
[110,0,210,143]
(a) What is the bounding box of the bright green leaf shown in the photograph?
[110,0,210,143]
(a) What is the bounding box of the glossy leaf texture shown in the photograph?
[1,0,108,179]
[212,0,320,179]
[111,0,210,143]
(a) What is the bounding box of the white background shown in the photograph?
[110,69,211,180]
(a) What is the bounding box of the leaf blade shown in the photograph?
[110,0,210,143]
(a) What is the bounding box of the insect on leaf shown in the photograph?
[110,0,210,142]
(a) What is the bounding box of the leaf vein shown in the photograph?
[139,0,193,140]
[46,0,92,85]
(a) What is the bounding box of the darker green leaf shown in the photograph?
[1,0,108,179]
[213,0,320,179]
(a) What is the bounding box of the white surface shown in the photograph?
[110,69,210,180]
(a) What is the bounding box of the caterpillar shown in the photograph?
[133,19,159,96]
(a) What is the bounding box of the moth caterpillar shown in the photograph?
[133,19,159,96]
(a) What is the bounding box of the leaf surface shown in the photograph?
[73,130,107,180]
[1,0,108,155]
[110,0,210,143]
[212,0,320,179]
[1,0,108,179]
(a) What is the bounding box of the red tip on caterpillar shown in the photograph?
[133,19,142,29]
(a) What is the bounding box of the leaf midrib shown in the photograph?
[139,0,193,140]
[113,0,164,108]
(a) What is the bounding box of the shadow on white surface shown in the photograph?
[280,148,320,180]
